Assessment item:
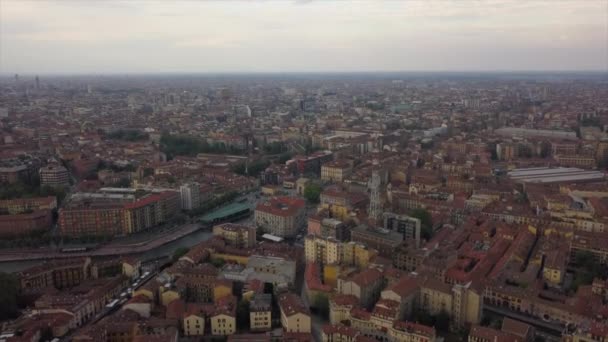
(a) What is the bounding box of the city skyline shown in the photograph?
[1,0,607,74]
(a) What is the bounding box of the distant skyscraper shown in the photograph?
[383,212,421,248]
[14,74,19,83]
[180,183,201,210]
[367,159,381,225]
[35,75,40,90]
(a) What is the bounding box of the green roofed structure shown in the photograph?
[200,202,252,224]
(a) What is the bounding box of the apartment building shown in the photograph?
[124,191,179,234]
[350,225,403,258]
[337,268,384,309]
[250,294,272,332]
[255,196,305,238]
[179,182,200,210]
[383,212,422,248]
[321,160,353,183]
[279,293,311,334]
[213,223,256,248]
[39,163,70,188]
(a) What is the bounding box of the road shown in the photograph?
[0,223,205,262]
[60,269,160,341]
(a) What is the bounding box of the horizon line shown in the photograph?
[1,69,607,77]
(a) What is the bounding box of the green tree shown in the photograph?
[303,184,322,204]
[0,272,19,320]
[278,152,294,164]
[231,160,270,177]
[143,167,154,177]
[570,251,606,292]
[172,247,190,262]
[106,129,149,142]
[412,309,434,326]
[263,142,288,154]
[210,258,226,268]
[435,310,450,332]
[409,208,433,240]
[236,299,250,331]
[312,293,330,319]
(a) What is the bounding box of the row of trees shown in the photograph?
[231,160,270,177]
[160,133,246,158]
[0,179,67,204]
[106,129,149,142]
[172,247,190,262]
[263,141,289,155]
[570,251,607,292]
[409,208,434,240]
[304,184,322,204]
[0,272,19,320]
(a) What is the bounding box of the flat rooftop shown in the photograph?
[508,167,605,183]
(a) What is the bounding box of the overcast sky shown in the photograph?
[1,0,606,74]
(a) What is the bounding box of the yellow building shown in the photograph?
[160,289,180,307]
[305,235,376,269]
[279,293,311,333]
[261,185,282,196]
[323,264,340,288]
[319,188,367,221]
[210,313,236,336]
[542,249,567,287]
[0,196,57,215]
[213,280,233,303]
[211,251,250,265]
[342,241,377,269]
[212,223,256,248]
[305,235,342,265]
[133,282,157,302]
[183,313,205,336]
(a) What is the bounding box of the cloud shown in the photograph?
[1,0,606,73]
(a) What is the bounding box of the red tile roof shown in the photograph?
[256,196,305,217]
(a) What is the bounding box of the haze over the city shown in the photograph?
[1,0,607,74]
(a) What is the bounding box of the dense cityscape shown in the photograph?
[0,71,606,342]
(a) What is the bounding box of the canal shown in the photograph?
[0,229,213,273]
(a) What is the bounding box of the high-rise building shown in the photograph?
[35,75,40,90]
[383,212,421,248]
[367,160,381,225]
[180,183,200,210]
[351,225,403,258]
[39,164,70,188]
